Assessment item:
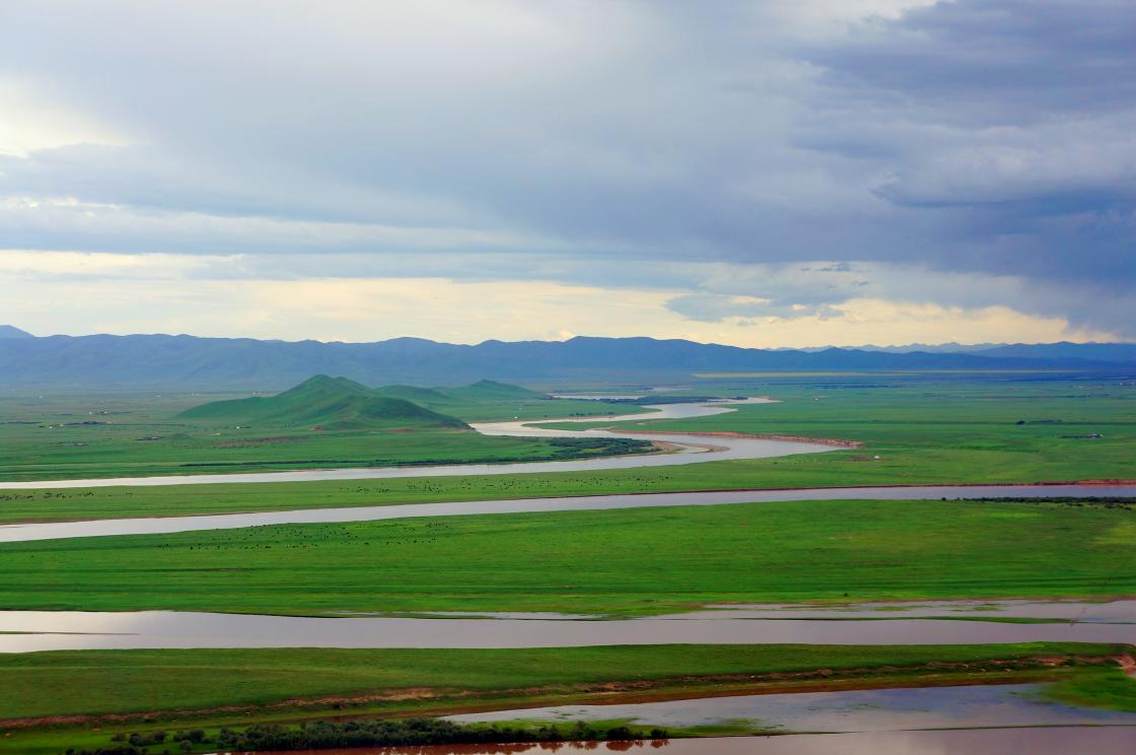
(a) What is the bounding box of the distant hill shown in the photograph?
[181,375,470,431]
[442,379,546,401]
[0,325,32,339]
[1,330,1133,389]
[372,380,547,415]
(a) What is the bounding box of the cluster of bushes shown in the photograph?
[547,437,653,458]
[65,728,205,754]
[67,718,668,754]
[218,718,667,751]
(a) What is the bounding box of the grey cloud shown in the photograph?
[0,1,1133,333]
[800,0,1136,288]
[666,293,841,322]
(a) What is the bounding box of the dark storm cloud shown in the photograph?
[799,0,1136,289]
[811,0,1136,120]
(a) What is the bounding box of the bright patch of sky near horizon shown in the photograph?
[0,1,1132,346]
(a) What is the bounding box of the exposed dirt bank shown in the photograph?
[2,653,1125,732]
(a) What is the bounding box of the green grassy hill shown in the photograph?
[371,384,453,403]
[0,377,650,481]
[181,375,469,431]
[443,379,546,401]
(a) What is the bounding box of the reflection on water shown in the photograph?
[2,601,1135,652]
[247,728,1136,755]
[449,683,1136,731]
[1,483,1132,544]
[684,598,1136,623]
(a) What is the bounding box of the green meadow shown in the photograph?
[1,377,1131,524]
[0,378,647,482]
[1,375,1135,751]
[3,498,1135,615]
[538,380,1136,484]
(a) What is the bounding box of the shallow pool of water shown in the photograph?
[684,598,1136,623]
[244,727,1136,755]
[450,682,1136,731]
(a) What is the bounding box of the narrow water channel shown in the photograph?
[1,483,1132,543]
[2,600,1134,652]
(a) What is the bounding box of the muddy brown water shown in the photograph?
[0,483,1132,543]
[239,728,1136,755]
[2,600,1135,652]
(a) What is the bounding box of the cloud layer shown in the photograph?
[0,1,1132,342]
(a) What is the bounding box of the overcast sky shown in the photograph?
[1,0,1132,346]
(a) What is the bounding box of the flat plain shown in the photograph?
[2,371,1135,754]
[3,498,1135,615]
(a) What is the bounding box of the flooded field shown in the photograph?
[3,599,1134,652]
[248,727,1136,755]
[449,682,1136,731]
[1,483,1132,543]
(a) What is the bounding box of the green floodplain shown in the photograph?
[1,370,1135,752]
[2,644,1131,753]
[0,374,1132,524]
[0,377,648,482]
[3,498,1136,615]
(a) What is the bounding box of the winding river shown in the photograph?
[1,397,1133,659]
[1,483,1133,542]
[0,399,834,490]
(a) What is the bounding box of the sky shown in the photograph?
[1,0,1133,347]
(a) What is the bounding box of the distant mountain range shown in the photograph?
[0,326,1133,389]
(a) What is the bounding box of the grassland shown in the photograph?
[0,380,648,482]
[538,380,1136,483]
[2,375,1135,753]
[3,498,1134,615]
[1,643,1129,753]
[1,377,1131,524]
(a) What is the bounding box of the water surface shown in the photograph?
[2,603,1134,652]
[246,728,1136,755]
[684,598,1136,623]
[449,683,1136,731]
[1,483,1131,543]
